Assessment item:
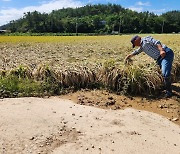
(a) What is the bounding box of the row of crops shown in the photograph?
[0,35,179,97]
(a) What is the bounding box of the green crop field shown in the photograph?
[0,34,180,97]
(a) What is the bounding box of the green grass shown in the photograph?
[0,75,39,97]
[0,74,64,98]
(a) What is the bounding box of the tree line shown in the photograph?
[2,4,180,34]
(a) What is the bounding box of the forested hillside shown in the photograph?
[1,4,180,34]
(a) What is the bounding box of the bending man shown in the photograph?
[125,35,174,98]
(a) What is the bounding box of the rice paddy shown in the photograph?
[0,34,180,97]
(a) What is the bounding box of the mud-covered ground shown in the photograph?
[0,82,179,154]
[0,96,180,154]
[60,82,180,125]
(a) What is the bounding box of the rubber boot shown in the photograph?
[164,77,172,98]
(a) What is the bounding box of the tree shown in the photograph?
[4,5,180,34]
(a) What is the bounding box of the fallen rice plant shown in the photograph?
[0,60,179,97]
[0,35,179,97]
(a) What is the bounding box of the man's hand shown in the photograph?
[160,50,166,58]
[157,44,166,58]
[124,54,133,64]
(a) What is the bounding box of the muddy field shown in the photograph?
[0,34,180,96]
[60,84,180,125]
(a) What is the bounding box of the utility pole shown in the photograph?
[161,20,165,33]
[118,18,121,34]
[119,12,123,34]
[76,18,78,36]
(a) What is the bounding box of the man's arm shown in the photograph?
[157,44,166,58]
[125,47,142,63]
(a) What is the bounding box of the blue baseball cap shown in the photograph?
[131,35,139,48]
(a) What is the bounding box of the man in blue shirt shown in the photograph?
[125,35,174,98]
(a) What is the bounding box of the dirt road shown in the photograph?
[0,97,180,154]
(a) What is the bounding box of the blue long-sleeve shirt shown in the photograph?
[131,36,167,60]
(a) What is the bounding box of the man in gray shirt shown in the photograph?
[125,35,174,98]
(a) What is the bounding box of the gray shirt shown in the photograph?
[131,36,167,60]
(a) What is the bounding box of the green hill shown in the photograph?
[1,4,180,34]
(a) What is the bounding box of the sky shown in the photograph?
[0,0,180,26]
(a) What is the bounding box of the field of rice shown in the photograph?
[0,34,180,97]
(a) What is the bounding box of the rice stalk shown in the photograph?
[9,65,32,79]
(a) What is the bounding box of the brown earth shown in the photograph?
[60,82,180,126]
[0,83,179,154]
